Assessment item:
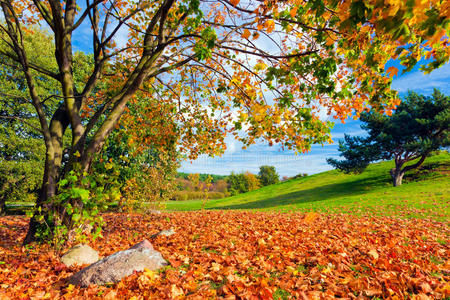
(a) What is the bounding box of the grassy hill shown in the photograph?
[166,152,450,221]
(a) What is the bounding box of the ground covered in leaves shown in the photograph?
[0,211,449,299]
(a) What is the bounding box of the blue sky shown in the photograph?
[179,62,450,177]
[69,9,450,177]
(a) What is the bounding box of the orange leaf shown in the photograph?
[229,0,240,6]
[386,66,399,77]
[290,7,298,18]
[241,29,251,39]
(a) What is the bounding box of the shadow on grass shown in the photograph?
[209,175,391,210]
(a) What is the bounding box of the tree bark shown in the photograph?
[23,104,71,244]
[390,167,405,187]
[0,197,5,215]
[23,146,59,244]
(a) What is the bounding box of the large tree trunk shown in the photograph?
[23,147,60,244]
[390,167,405,187]
[23,107,69,244]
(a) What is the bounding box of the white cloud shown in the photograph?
[391,63,450,94]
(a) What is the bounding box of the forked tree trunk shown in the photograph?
[390,167,405,187]
[19,0,167,244]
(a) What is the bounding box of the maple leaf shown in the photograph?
[386,66,399,77]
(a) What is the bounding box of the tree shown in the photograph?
[327,90,449,186]
[0,0,448,243]
[258,165,279,186]
[227,171,260,195]
[227,172,247,196]
[243,172,261,191]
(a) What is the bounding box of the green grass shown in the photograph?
[166,152,450,221]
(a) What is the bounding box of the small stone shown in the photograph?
[151,228,175,239]
[61,244,99,267]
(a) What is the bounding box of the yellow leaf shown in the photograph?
[66,284,75,293]
[266,20,275,33]
[286,266,296,273]
[144,268,156,280]
[254,62,267,71]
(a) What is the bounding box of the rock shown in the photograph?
[68,239,167,287]
[129,239,154,251]
[150,228,175,239]
[61,244,99,267]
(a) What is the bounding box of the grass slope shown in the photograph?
[167,152,450,221]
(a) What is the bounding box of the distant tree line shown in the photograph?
[173,165,281,200]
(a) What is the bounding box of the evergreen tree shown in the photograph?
[327,90,449,186]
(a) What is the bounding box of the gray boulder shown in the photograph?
[68,239,167,287]
[61,244,99,267]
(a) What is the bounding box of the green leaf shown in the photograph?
[71,187,90,203]
[72,213,81,222]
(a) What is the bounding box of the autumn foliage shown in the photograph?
[1,0,449,243]
[1,211,448,299]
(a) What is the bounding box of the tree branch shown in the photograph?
[0,115,43,133]
[0,50,60,80]
[402,151,431,173]
[68,0,106,32]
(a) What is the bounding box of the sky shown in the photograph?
[68,4,450,177]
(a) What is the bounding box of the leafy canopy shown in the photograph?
[6,0,449,159]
